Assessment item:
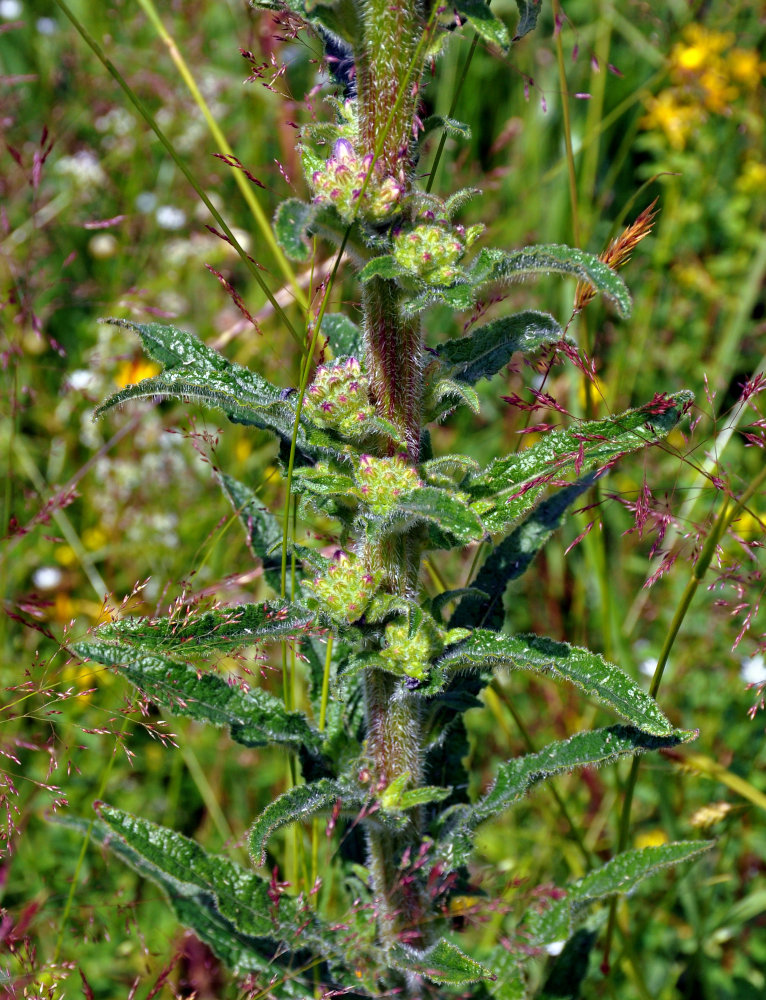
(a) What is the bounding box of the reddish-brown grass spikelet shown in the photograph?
[574,198,660,313]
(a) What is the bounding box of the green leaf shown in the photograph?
[390,938,494,985]
[437,631,681,736]
[465,726,694,831]
[293,466,356,498]
[453,477,594,630]
[379,486,486,547]
[539,926,598,1000]
[435,310,563,385]
[484,946,527,999]
[513,0,542,40]
[421,115,472,141]
[57,814,288,979]
[358,255,407,282]
[73,640,323,753]
[322,312,363,357]
[218,473,284,593]
[526,841,714,945]
[249,779,346,865]
[81,804,367,984]
[274,198,312,260]
[467,392,693,534]
[456,0,511,53]
[95,319,306,443]
[468,244,632,318]
[96,600,318,651]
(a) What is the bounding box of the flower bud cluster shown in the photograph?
[306,552,382,625]
[380,617,471,682]
[310,138,403,223]
[392,220,483,286]
[355,454,422,515]
[304,357,375,439]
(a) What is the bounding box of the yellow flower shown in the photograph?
[736,160,766,196]
[727,48,765,89]
[634,828,669,849]
[114,358,161,389]
[642,92,703,149]
[697,67,739,113]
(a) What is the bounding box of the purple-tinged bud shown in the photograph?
[333,137,354,163]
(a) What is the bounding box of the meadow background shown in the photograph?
[1,1,765,997]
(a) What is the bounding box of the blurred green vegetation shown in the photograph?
[1,0,764,997]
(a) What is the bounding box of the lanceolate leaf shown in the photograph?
[322,312,364,357]
[390,939,493,985]
[421,115,472,141]
[538,926,598,1000]
[435,310,563,385]
[468,245,632,318]
[452,477,595,631]
[58,813,290,980]
[526,842,714,945]
[436,631,681,736]
[218,473,284,593]
[73,641,323,753]
[95,319,309,446]
[378,486,486,547]
[455,0,511,53]
[274,197,312,260]
[468,392,693,534]
[358,255,408,282]
[78,805,372,985]
[249,779,347,866]
[464,726,694,832]
[95,600,318,651]
[513,0,542,40]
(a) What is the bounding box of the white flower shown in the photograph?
[0,0,23,20]
[155,205,186,230]
[54,150,106,187]
[68,369,96,391]
[740,653,766,686]
[33,566,63,590]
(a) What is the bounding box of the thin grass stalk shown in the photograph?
[51,0,304,349]
[135,0,308,311]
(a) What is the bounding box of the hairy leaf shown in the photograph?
[95,319,310,445]
[358,255,407,282]
[484,946,527,999]
[466,726,694,831]
[435,311,563,384]
[436,632,682,736]
[377,486,487,547]
[526,842,714,945]
[539,926,597,1000]
[455,0,511,53]
[95,600,318,651]
[513,0,542,40]
[274,198,312,260]
[73,641,323,753]
[421,115,472,141]
[390,939,494,985]
[249,779,347,865]
[468,245,631,317]
[468,392,693,534]
[218,474,284,593]
[82,805,371,986]
[322,312,364,357]
[57,813,290,980]
[452,477,595,631]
